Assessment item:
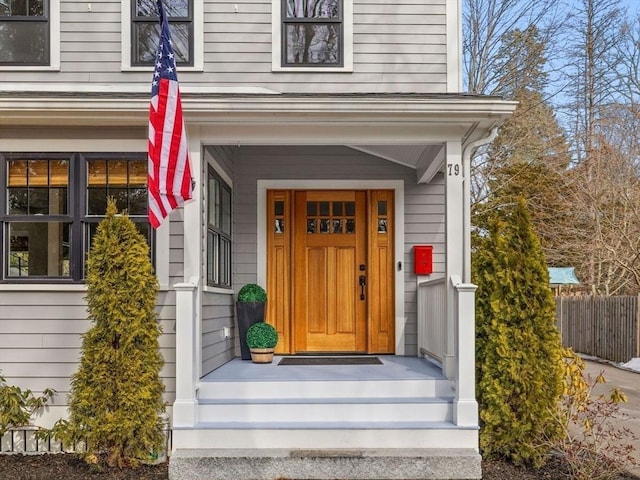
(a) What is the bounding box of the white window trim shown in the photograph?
[271,0,353,72]
[446,0,461,92]
[0,0,60,71]
[121,0,203,72]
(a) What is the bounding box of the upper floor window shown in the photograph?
[1,153,151,282]
[272,0,352,72]
[0,0,49,65]
[131,0,193,66]
[283,0,342,66]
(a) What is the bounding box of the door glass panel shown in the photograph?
[345,202,355,216]
[275,201,284,216]
[346,218,355,234]
[307,219,316,233]
[306,198,359,234]
[306,201,316,216]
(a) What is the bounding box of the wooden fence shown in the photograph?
[556,295,640,364]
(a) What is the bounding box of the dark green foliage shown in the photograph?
[237,283,267,302]
[473,198,564,467]
[246,322,278,349]
[53,199,165,468]
[0,371,55,436]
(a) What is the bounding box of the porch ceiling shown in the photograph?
[347,144,445,184]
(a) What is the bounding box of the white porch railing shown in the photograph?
[417,276,446,363]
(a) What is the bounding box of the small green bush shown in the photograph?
[238,283,267,303]
[0,371,55,436]
[246,322,278,349]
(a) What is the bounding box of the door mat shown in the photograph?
[278,357,383,366]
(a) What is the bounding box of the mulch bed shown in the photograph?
[0,453,168,480]
[0,452,638,479]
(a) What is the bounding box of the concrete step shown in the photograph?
[197,396,453,424]
[168,447,482,480]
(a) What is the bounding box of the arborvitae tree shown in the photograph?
[473,198,564,467]
[54,199,165,467]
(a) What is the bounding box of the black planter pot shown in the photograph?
[236,302,266,360]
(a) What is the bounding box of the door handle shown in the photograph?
[359,275,366,300]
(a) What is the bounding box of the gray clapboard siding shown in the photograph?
[228,145,444,356]
[201,294,235,375]
[4,0,449,94]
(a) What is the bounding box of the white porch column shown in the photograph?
[444,140,463,379]
[453,280,478,427]
[173,278,199,428]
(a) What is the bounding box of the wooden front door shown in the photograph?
[293,190,367,352]
[266,189,395,354]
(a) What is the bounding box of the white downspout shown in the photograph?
[462,126,499,283]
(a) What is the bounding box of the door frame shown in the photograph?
[257,179,406,355]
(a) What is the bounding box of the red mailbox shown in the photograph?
[414,245,433,275]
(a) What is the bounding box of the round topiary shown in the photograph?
[246,322,278,349]
[237,283,267,303]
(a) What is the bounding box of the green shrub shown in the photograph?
[473,198,564,467]
[52,198,165,468]
[246,322,278,349]
[238,283,267,302]
[0,371,55,436]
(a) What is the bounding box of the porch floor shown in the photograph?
[200,355,446,382]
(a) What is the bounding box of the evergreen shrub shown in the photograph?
[52,199,165,468]
[473,198,564,467]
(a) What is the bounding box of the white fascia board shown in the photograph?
[0,95,517,120]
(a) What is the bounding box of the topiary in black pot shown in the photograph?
[236,284,267,360]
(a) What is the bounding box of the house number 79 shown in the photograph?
[447,163,460,176]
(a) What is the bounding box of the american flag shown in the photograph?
[148,0,192,229]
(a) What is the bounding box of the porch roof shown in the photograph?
[0,91,515,135]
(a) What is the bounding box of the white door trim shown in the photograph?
[257,179,406,355]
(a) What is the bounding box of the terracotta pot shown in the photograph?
[250,348,275,364]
